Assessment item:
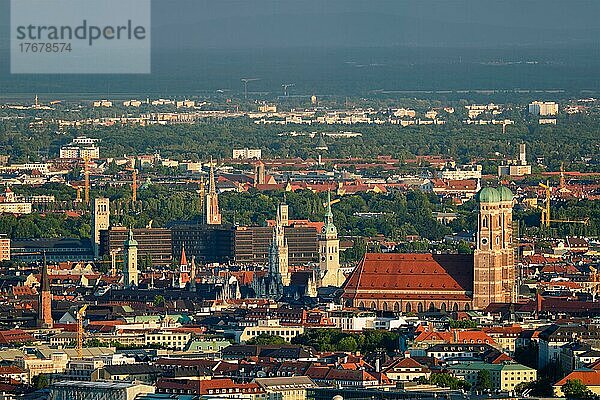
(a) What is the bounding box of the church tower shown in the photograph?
[123,229,139,287]
[205,159,222,225]
[91,197,110,257]
[38,253,53,329]
[274,202,290,286]
[189,256,197,292]
[318,192,342,287]
[266,202,290,298]
[473,187,515,309]
[178,245,189,289]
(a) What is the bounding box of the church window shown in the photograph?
[383,303,388,311]
[482,216,488,228]
[441,303,446,312]
[358,301,364,308]
[394,302,400,312]
[371,302,377,309]
[417,303,423,313]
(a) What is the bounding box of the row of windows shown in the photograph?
[246,329,300,336]
[357,301,470,312]
[146,335,189,341]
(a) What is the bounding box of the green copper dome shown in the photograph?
[498,186,514,202]
[476,187,500,203]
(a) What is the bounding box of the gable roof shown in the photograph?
[555,370,600,387]
[343,253,474,302]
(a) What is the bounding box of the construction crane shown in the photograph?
[125,159,138,204]
[76,304,88,358]
[110,248,122,277]
[83,155,90,206]
[538,180,589,228]
[241,78,259,100]
[132,168,138,203]
[282,83,295,97]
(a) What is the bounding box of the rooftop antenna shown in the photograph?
[241,78,259,100]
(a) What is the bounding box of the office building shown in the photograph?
[99,226,172,266]
[170,223,234,264]
[529,101,559,116]
[233,148,262,159]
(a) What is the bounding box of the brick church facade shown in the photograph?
[342,187,515,311]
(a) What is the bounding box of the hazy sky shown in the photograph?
[149,0,600,48]
[1,0,599,49]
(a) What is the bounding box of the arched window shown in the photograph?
[429,302,435,312]
[394,302,400,312]
[358,301,365,309]
[482,216,488,228]
[453,303,459,311]
[383,302,388,311]
[464,303,470,311]
[417,303,424,313]
[406,303,412,313]
[371,302,377,310]
[441,303,447,312]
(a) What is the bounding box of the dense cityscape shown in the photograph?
[0,93,598,400]
[1,1,600,400]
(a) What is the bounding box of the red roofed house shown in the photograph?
[156,378,265,398]
[343,187,515,311]
[0,330,35,345]
[554,370,600,397]
[382,355,431,382]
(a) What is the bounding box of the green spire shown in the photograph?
[322,190,337,236]
[325,190,333,221]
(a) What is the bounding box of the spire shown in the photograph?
[209,157,216,194]
[39,251,53,328]
[41,251,50,292]
[125,228,137,246]
[190,256,196,292]
[321,190,338,238]
[205,157,222,225]
[326,190,333,221]
[180,245,188,267]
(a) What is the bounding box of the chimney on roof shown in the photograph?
[404,351,411,359]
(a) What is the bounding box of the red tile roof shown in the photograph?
[555,370,600,387]
[0,330,34,345]
[343,253,473,302]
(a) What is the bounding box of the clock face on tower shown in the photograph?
[481,238,488,246]
[321,256,326,261]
